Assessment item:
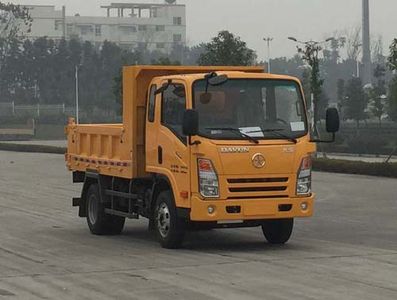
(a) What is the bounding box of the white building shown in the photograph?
[24,1,186,53]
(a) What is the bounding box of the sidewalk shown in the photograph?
[318,152,397,163]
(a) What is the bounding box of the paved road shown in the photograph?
[0,151,396,300]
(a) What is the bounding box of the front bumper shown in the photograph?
[189,194,314,221]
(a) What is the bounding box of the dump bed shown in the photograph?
[65,65,264,179]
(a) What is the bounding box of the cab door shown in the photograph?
[145,79,162,170]
[148,80,191,209]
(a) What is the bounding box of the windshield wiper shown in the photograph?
[247,129,298,144]
[206,127,259,144]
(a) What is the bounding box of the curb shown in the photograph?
[0,143,66,155]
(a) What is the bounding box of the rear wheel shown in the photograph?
[86,184,125,235]
[154,191,185,249]
[261,219,293,244]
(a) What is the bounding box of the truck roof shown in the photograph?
[154,71,300,83]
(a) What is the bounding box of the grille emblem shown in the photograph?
[252,153,266,168]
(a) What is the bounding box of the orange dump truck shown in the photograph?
[65,66,339,248]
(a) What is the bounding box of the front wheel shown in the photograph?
[154,191,185,249]
[261,219,293,244]
[86,184,125,235]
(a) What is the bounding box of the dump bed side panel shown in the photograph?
[65,123,133,179]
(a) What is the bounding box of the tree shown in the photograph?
[0,2,32,102]
[345,26,362,61]
[112,49,142,112]
[344,77,366,127]
[337,79,345,112]
[388,77,397,121]
[198,30,256,66]
[387,39,397,121]
[322,36,346,102]
[368,64,387,126]
[182,43,206,65]
[151,57,180,66]
[295,42,325,131]
[389,39,397,70]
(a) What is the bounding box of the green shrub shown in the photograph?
[346,135,388,154]
[313,158,397,178]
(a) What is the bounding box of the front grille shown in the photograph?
[227,178,288,184]
[226,177,289,199]
[229,186,287,193]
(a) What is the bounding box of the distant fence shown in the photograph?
[0,102,120,124]
[0,102,72,117]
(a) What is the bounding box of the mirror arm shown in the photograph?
[154,79,172,95]
[204,72,217,93]
[310,133,336,144]
[188,136,201,146]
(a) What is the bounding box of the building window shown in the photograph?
[80,25,93,35]
[156,43,165,49]
[120,26,137,35]
[66,24,73,35]
[140,8,150,18]
[120,44,133,50]
[156,25,165,32]
[95,25,102,36]
[173,17,182,25]
[55,20,63,31]
[138,42,147,49]
[173,34,182,43]
[138,25,147,31]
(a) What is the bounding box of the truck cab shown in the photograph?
[66,66,339,248]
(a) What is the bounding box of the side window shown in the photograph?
[161,84,186,139]
[148,85,156,122]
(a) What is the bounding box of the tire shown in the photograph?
[154,190,185,249]
[86,183,125,235]
[261,218,294,244]
[148,218,156,231]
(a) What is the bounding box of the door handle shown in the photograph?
[158,146,163,164]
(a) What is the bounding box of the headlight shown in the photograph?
[296,156,312,196]
[198,159,219,198]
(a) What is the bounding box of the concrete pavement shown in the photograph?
[0,151,396,299]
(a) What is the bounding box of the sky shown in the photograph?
[11,0,397,60]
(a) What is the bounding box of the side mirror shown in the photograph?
[311,108,340,144]
[182,109,199,137]
[326,108,340,133]
[199,93,212,104]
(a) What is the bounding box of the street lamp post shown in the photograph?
[353,43,363,78]
[263,37,274,73]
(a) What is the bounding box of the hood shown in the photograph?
[215,143,297,175]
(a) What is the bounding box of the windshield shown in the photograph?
[193,79,308,141]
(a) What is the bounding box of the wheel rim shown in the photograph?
[157,202,171,238]
[88,194,98,225]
